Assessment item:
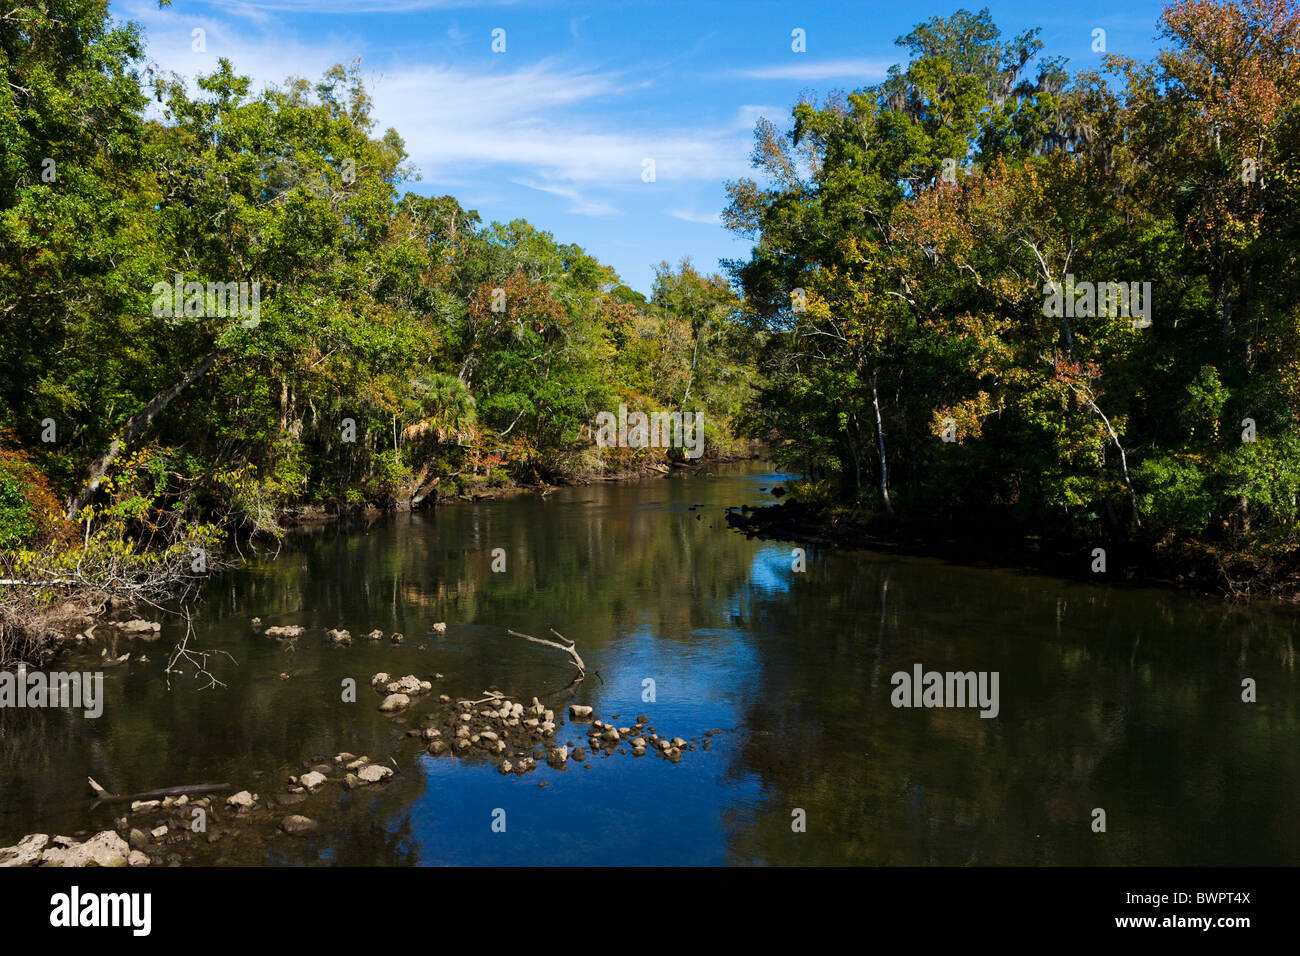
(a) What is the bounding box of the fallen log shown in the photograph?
[506,628,586,678]
[87,776,232,804]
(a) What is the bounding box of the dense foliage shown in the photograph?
[724,1,1300,579]
[0,0,753,551]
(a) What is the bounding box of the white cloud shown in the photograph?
[510,179,618,217]
[117,0,759,212]
[201,0,520,12]
[666,208,722,225]
[734,58,892,82]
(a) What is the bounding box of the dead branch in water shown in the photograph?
[88,776,231,805]
[506,627,586,678]
[165,610,235,690]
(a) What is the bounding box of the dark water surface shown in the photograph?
[2,461,1297,864]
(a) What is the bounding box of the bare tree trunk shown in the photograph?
[870,371,895,517]
[65,350,225,519]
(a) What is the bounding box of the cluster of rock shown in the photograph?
[567,705,715,763]
[253,619,447,646]
[286,753,396,793]
[401,693,719,779]
[0,831,147,868]
[370,671,438,712]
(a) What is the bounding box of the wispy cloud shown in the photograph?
[511,178,618,217]
[734,58,892,82]
[666,208,722,225]
[202,0,521,12]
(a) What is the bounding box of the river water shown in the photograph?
[1,461,1297,864]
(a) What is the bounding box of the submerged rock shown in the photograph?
[226,790,256,809]
[378,693,410,712]
[280,815,317,835]
[265,626,305,639]
[356,764,393,784]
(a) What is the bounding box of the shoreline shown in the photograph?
[724,498,1300,605]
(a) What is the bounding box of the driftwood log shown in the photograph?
[506,628,586,677]
[87,776,231,805]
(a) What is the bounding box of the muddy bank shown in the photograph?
[725,498,1300,602]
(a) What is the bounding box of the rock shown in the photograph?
[130,799,161,813]
[357,764,393,784]
[0,833,49,867]
[671,737,686,748]
[571,748,586,762]
[569,704,594,719]
[378,693,410,712]
[366,629,384,641]
[250,617,262,629]
[128,850,150,867]
[632,745,646,757]
[547,746,568,767]
[499,760,513,775]
[299,771,327,792]
[325,628,352,645]
[665,748,682,762]
[280,815,317,835]
[480,730,499,741]
[150,825,168,840]
[390,632,404,645]
[114,619,161,635]
[128,829,149,851]
[265,625,305,639]
[345,757,370,770]
[427,740,448,755]
[602,728,620,742]
[431,622,447,634]
[334,752,357,765]
[369,673,390,689]
[226,790,256,809]
[384,675,428,696]
[40,831,130,867]
[343,773,361,790]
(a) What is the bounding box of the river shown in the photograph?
[1,460,1297,864]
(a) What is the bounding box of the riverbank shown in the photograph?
[277,445,761,526]
[725,497,1300,602]
[0,447,764,667]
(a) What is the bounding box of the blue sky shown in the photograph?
[113,0,1172,295]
